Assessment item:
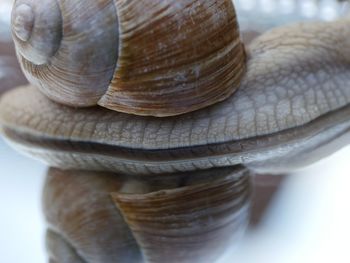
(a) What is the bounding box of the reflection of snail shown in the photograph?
[2,0,350,262]
[11,0,246,117]
[44,167,250,263]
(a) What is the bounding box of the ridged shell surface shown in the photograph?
[100,0,245,116]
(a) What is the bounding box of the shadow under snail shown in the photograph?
[2,0,350,262]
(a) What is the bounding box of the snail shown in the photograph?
[11,0,246,117]
[3,19,350,175]
[2,0,350,262]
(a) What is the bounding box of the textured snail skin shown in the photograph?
[44,167,250,263]
[11,0,246,117]
[2,19,350,174]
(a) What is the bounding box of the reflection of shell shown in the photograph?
[11,0,246,117]
[43,169,142,263]
[44,167,251,263]
[46,230,85,263]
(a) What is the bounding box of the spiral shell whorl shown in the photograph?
[12,0,62,65]
[12,0,119,107]
[12,4,34,42]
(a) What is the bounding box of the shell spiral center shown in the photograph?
[12,4,34,42]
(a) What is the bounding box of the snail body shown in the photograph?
[12,0,245,117]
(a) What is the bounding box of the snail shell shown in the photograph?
[11,0,246,117]
[44,167,251,263]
